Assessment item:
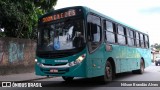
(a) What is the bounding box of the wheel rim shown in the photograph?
[141,61,144,73]
[105,62,112,79]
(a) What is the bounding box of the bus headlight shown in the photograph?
[69,54,86,67]
[75,54,86,64]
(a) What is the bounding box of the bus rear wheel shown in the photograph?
[138,59,145,74]
[62,76,74,82]
[132,59,145,74]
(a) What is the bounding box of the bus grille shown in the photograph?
[36,52,74,59]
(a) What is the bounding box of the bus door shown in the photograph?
[87,14,104,77]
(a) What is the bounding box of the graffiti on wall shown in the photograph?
[9,42,25,63]
[0,41,4,64]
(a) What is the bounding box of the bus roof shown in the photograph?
[84,6,141,32]
[40,6,146,34]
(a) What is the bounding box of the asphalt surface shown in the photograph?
[0,63,160,90]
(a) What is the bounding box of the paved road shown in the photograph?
[36,63,160,82]
[1,63,160,90]
[31,63,160,90]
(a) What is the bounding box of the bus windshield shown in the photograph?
[37,18,85,52]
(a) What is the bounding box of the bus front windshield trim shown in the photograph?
[37,19,85,52]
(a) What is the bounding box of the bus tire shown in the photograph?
[132,59,145,74]
[100,61,113,83]
[62,76,74,82]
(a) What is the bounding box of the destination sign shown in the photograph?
[42,9,76,23]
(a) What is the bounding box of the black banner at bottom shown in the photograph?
[0,81,160,87]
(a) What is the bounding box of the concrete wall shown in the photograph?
[0,37,36,75]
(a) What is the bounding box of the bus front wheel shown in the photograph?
[100,61,113,83]
[62,76,74,82]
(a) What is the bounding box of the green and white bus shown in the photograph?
[35,6,151,82]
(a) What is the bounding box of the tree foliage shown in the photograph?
[151,43,160,50]
[34,0,57,12]
[0,0,57,39]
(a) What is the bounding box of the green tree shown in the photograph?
[34,0,57,12]
[151,43,160,50]
[0,0,57,39]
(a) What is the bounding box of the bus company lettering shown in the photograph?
[42,9,76,23]
[54,60,68,63]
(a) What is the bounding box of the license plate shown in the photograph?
[50,69,58,73]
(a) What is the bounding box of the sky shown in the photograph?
[55,0,160,44]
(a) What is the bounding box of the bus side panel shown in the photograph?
[85,44,151,78]
[137,48,152,68]
[104,44,142,74]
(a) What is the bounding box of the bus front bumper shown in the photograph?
[35,61,86,77]
[38,63,70,69]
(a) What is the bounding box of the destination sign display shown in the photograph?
[42,9,76,23]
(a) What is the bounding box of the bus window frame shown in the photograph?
[117,25,127,45]
[104,20,117,44]
[144,35,149,48]
[126,28,136,47]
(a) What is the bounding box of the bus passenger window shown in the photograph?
[127,29,135,46]
[117,25,126,45]
[106,32,115,43]
[105,21,115,43]
[106,21,114,32]
[140,33,144,48]
[136,32,140,47]
[145,35,149,48]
